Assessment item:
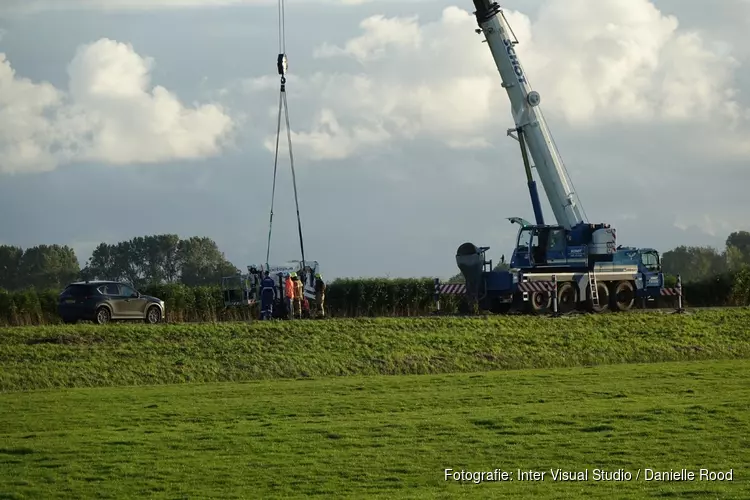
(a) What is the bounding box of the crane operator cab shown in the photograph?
[509,218,559,269]
[513,225,569,268]
[508,217,618,270]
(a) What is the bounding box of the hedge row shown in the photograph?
[0,279,462,326]
[0,271,748,326]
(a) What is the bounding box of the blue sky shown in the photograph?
[1,0,749,279]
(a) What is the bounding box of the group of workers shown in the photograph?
[258,270,326,321]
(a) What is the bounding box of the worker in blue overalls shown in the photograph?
[260,271,276,320]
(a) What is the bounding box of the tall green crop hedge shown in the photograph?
[0,278,453,326]
[0,270,748,326]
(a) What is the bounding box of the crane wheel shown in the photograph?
[527,291,551,314]
[590,282,610,313]
[556,282,578,313]
[612,281,635,312]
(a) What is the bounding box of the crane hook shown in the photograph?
[277,53,288,77]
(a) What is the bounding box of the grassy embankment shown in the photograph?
[1,309,749,392]
[0,360,748,498]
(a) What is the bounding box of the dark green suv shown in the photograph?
[58,281,165,325]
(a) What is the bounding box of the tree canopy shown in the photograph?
[0,244,79,291]
[661,231,750,283]
[2,230,750,291]
[0,235,239,291]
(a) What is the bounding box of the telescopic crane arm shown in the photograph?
[472,0,586,230]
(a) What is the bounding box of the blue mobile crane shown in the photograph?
[455,0,667,314]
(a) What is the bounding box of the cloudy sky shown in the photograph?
[1,0,748,279]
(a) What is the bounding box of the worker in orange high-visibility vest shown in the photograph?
[284,273,295,319]
[291,272,303,319]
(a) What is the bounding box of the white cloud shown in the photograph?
[0,54,64,172]
[239,0,749,162]
[265,108,392,161]
[0,0,271,15]
[525,0,742,125]
[313,14,423,63]
[0,39,232,174]
[0,0,413,15]
[674,214,734,239]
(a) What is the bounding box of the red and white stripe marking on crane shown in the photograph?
[437,284,466,295]
[517,281,555,292]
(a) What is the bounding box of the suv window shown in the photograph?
[64,284,94,297]
[119,284,137,297]
[97,283,120,295]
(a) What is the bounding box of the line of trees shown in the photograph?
[1,231,749,293]
[0,235,239,292]
[1,228,750,326]
[0,245,80,292]
[661,231,750,283]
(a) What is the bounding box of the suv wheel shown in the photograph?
[62,317,78,325]
[145,306,161,324]
[95,307,111,325]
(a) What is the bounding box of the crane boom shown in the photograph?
[472,0,585,230]
[455,1,668,316]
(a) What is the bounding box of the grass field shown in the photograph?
[1,360,748,499]
[2,309,750,392]
[1,311,749,498]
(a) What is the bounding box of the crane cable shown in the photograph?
[265,0,307,273]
